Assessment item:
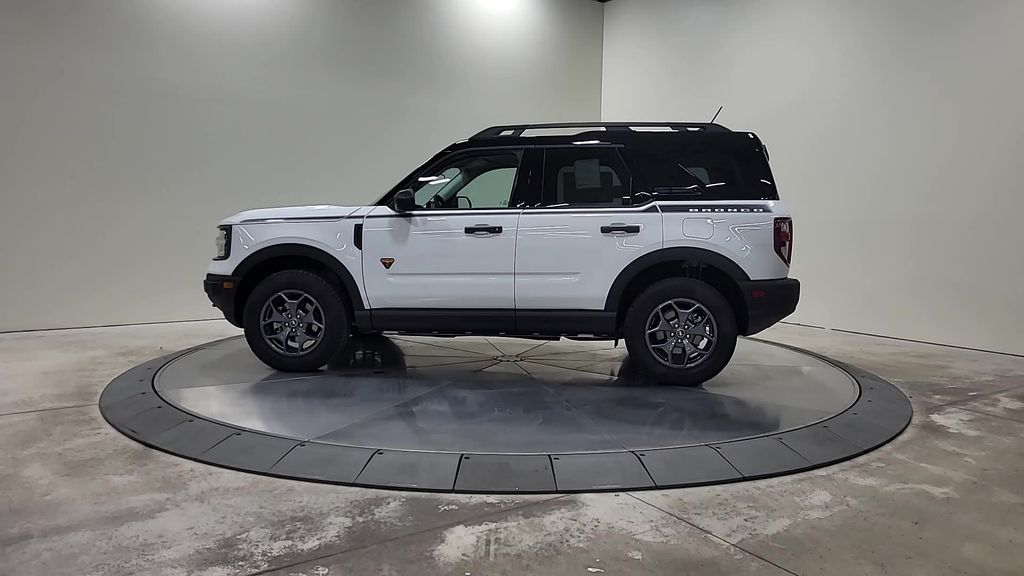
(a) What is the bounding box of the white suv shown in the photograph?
[204,122,799,385]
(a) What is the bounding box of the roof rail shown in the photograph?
[470,122,730,139]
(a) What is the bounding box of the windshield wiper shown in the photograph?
[677,164,708,196]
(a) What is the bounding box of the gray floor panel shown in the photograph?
[354,450,461,491]
[269,442,376,483]
[102,391,162,421]
[453,454,556,493]
[823,411,905,450]
[201,432,300,472]
[151,419,238,458]
[636,445,742,487]
[120,405,190,439]
[776,424,863,465]
[713,436,812,477]
[551,452,654,491]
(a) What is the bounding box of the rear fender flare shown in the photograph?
[604,247,750,312]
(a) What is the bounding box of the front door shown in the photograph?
[362,148,529,330]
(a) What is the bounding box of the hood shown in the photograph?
[219,205,359,225]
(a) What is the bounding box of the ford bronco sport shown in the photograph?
[204,122,799,385]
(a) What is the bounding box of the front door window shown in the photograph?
[411,150,523,209]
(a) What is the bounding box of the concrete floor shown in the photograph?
[2,321,1023,576]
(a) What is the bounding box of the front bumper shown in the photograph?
[204,274,242,327]
[737,278,800,335]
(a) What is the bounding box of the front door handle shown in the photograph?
[601,224,641,235]
[465,224,503,235]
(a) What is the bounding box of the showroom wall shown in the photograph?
[4,0,1021,356]
[0,0,603,331]
[602,0,1024,354]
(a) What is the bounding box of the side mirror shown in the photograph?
[393,188,416,213]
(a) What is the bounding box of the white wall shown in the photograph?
[0,0,603,331]
[8,0,1021,356]
[603,0,1024,354]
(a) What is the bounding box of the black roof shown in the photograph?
[471,122,729,139]
[448,122,754,152]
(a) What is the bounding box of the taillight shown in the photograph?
[774,217,793,265]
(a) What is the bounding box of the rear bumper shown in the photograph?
[737,278,800,335]
[204,274,242,327]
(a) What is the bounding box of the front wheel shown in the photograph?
[623,278,737,386]
[243,270,350,372]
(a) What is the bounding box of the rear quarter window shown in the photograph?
[630,140,778,201]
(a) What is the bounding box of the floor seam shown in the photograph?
[921,382,1024,411]
[267,442,301,471]
[403,352,482,359]
[772,437,814,465]
[158,359,492,394]
[0,317,225,335]
[398,358,501,369]
[391,335,497,357]
[523,357,623,379]
[517,339,552,356]
[511,359,533,376]
[826,328,1024,359]
[474,361,500,372]
[537,381,632,453]
[625,493,803,576]
[483,337,506,356]
[308,379,457,441]
[0,403,95,418]
[242,495,571,576]
[522,346,622,361]
[949,405,1024,427]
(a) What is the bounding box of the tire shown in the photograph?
[242,270,350,372]
[623,278,737,386]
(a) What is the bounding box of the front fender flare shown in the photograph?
[233,243,364,311]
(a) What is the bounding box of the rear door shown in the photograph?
[514,145,662,313]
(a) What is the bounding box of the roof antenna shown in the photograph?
[709,105,723,124]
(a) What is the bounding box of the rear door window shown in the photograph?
[540,147,632,207]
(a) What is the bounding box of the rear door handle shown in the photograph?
[601,224,641,235]
[465,225,503,235]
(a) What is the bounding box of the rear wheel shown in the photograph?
[243,270,350,372]
[624,278,737,386]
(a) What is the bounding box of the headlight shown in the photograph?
[214,226,231,260]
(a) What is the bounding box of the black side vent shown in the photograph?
[354,224,363,250]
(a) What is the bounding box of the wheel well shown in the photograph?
[234,255,352,326]
[614,261,748,334]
